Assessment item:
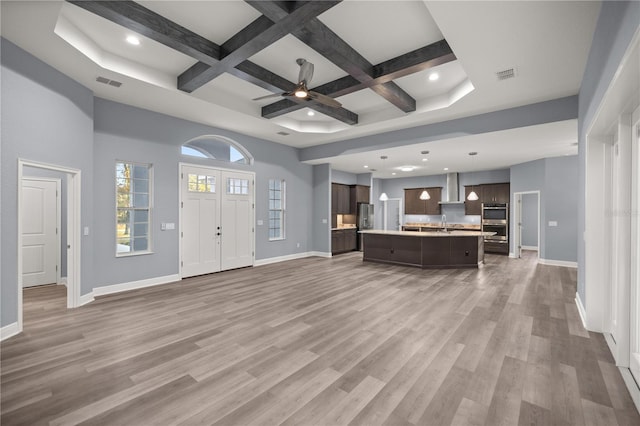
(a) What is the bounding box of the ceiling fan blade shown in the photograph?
[308,91,342,108]
[252,93,285,101]
[297,59,314,86]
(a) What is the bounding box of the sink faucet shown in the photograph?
[441,214,447,232]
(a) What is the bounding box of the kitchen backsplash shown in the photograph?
[405,203,480,224]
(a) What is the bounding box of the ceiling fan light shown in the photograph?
[379,192,389,201]
[419,190,431,200]
[294,89,308,98]
[467,190,479,201]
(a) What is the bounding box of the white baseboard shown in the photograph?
[308,251,332,258]
[522,246,539,251]
[254,251,334,266]
[538,258,578,268]
[79,292,94,307]
[1,322,21,342]
[508,252,517,258]
[620,367,640,414]
[575,291,588,330]
[93,274,181,297]
[58,277,67,286]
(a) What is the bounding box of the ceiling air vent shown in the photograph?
[495,68,516,81]
[277,131,290,136]
[96,76,122,88]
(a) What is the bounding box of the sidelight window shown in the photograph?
[269,179,285,241]
[116,162,152,256]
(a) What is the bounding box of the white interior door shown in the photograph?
[630,107,640,382]
[221,171,254,270]
[384,199,402,231]
[22,179,58,287]
[181,166,221,278]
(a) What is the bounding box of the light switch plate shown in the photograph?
[548,221,558,227]
[257,220,264,226]
[83,226,89,236]
[322,219,327,224]
[166,223,175,230]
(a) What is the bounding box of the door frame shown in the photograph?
[21,177,62,286]
[512,191,540,259]
[178,162,255,279]
[383,197,403,231]
[17,159,82,333]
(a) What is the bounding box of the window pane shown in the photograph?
[116,162,151,255]
[133,165,149,179]
[133,210,148,223]
[133,193,149,208]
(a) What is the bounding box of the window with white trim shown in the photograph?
[116,162,152,255]
[269,179,285,241]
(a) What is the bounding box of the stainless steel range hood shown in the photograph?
[439,173,465,205]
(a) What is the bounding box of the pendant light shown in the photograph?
[467,152,479,201]
[378,155,389,201]
[419,151,430,200]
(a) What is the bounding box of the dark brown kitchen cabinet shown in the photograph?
[349,185,370,214]
[464,186,482,215]
[482,183,510,204]
[331,183,351,214]
[332,229,357,254]
[404,187,442,215]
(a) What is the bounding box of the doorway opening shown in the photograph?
[17,159,82,334]
[513,191,540,259]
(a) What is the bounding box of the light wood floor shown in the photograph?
[1,252,638,425]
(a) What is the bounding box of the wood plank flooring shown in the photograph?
[2,251,639,425]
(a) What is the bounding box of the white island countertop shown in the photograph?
[359,230,496,237]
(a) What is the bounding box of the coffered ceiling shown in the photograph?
[1,1,601,175]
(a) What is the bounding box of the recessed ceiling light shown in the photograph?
[363,165,369,168]
[444,167,449,171]
[126,35,140,46]
[392,172,397,176]
[422,158,428,162]
[429,73,439,81]
[307,110,315,116]
[400,166,415,172]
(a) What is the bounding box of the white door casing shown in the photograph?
[221,171,254,270]
[515,193,522,258]
[21,178,59,287]
[629,106,640,383]
[181,166,221,278]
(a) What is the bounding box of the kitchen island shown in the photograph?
[359,230,496,269]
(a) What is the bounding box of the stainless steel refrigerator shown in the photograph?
[357,203,374,250]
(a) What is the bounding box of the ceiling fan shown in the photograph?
[252,58,342,108]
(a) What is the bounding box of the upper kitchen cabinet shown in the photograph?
[483,183,510,204]
[404,187,442,215]
[349,184,370,214]
[464,186,482,215]
[332,183,351,214]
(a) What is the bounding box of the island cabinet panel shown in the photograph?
[363,232,483,268]
[449,237,481,267]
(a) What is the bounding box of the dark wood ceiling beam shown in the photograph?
[249,1,417,113]
[178,1,341,93]
[67,1,221,66]
[263,39,456,119]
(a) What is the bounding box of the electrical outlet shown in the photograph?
[296,242,300,248]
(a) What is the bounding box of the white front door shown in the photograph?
[221,171,254,270]
[22,179,58,287]
[181,166,222,278]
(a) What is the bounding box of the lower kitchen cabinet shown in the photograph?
[332,229,357,255]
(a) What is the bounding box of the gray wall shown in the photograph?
[1,38,95,327]
[312,164,331,253]
[577,0,640,305]
[331,169,357,185]
[544,156,578,262]
[93,98,314,275]
[510,155,579,262]
[23,166,68,277]
[521,193,538,248]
